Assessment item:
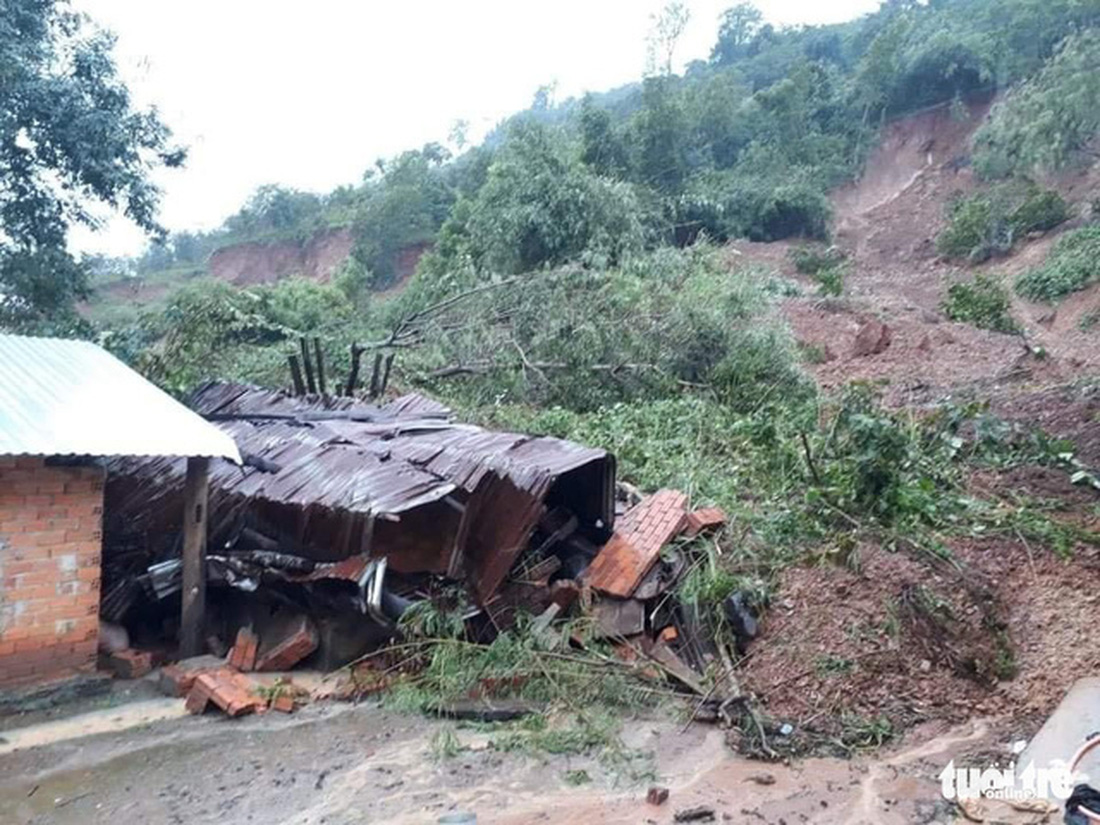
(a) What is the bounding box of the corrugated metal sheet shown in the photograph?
[0,334,241,461]
[104,381,615,603]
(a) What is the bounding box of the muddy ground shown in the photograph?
[0,681,1025,825]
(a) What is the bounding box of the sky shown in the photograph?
[71,0,880,256]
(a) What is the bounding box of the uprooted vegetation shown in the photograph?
[941,274,1020,334]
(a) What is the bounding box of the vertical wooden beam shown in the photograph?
[288,353,306,396]
[345,344,364,396]
[380,352,395,396]
[313,336,327,395]
[180,456,210,658]
[368,352,384,398]
[299,337,316,394]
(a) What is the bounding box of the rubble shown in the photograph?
[646,786,670,806]
[97,648,154,680]
[95,380,741,709]
[185,668,266,717]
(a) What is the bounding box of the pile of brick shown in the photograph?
[156,618,319,718]
[575,490,733,695]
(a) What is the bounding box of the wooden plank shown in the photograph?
[180,457,210,658]
[287,353,305,396]
[345,344,364,396]
[313,336,327,395]
[299,337,316,394]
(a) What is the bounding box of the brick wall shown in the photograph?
[0,457,103,690]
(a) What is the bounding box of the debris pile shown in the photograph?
[98,381,742,707]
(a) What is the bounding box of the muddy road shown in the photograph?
[0,691,1014,825]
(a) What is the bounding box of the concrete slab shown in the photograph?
[1019,677,1100,782]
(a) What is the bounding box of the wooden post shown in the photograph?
[368,352,384,398]
[288,354,306,396]
[345,344,364,396]
[299,337,316,394]
[313,337,327,395]
[380,352,395,396]
[180,457,210,658]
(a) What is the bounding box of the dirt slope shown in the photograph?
[735,97,1100,406]
[730,98,1100,748]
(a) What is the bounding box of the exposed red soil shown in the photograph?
[733,97,1100,744]
[208,226,354,285]
[734,97,1100,412]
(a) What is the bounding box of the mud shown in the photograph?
[0,693,1019,825]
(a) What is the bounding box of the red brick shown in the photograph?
[98,649,154,680]
[684,507,727,537]
[256,618,318,672]
[270,694,295,713]
[228,627,259,672]
[188,669,265,717]
[583,490,689,597]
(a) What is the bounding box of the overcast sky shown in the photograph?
[71,0,879,256]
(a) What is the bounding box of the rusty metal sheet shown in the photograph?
[105,382,616,604]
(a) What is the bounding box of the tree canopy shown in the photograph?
[0,0,184,330]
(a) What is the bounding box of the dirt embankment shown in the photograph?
[729,97,1100,748]
[209,227,354,286]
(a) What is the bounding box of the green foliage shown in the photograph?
[128,277,354,395]
[813,264,845,297]
[790,245,846,275]
[975,31,1100,178]
[936,183,1069,262]
[0,0,184,330]
[791,243,848,297]
[941,275,1020,334]
[349,144,455,287]
[434,119,647,276]
[1079,308,1100,332]
[579,96,629,177]
[1016,226,1100,301]
[405,246,810,412]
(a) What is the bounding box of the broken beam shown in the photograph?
[181,456,211,658]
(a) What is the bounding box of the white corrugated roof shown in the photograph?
[0,334,241,461]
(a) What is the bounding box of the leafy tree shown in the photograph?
[434,119,647,276]
[647,2,692,77]
[0,0,185,330]
[223,184,324,238]
[710,3,764,66]
[349,144,455,287]
[632,77,689,193]
[578,96,630,178]
[974,31,1100,178]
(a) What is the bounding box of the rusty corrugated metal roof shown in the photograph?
[0,334,240,461]
[105,382,615,603]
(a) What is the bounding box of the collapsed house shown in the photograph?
[102,382,621,668]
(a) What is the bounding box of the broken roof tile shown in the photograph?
[583,489,688,598]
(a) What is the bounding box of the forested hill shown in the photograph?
[94,0,1098,301]
[84,0,1100,385]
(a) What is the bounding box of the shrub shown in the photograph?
[403,245,810,412]
[936,194,1006,262]
[1016,226,1100,301]
[1009,189,1070,234]
[789,245,846,275]
[936,184,1069,262]
[813,265,845,297]
[941,275,1019,333]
